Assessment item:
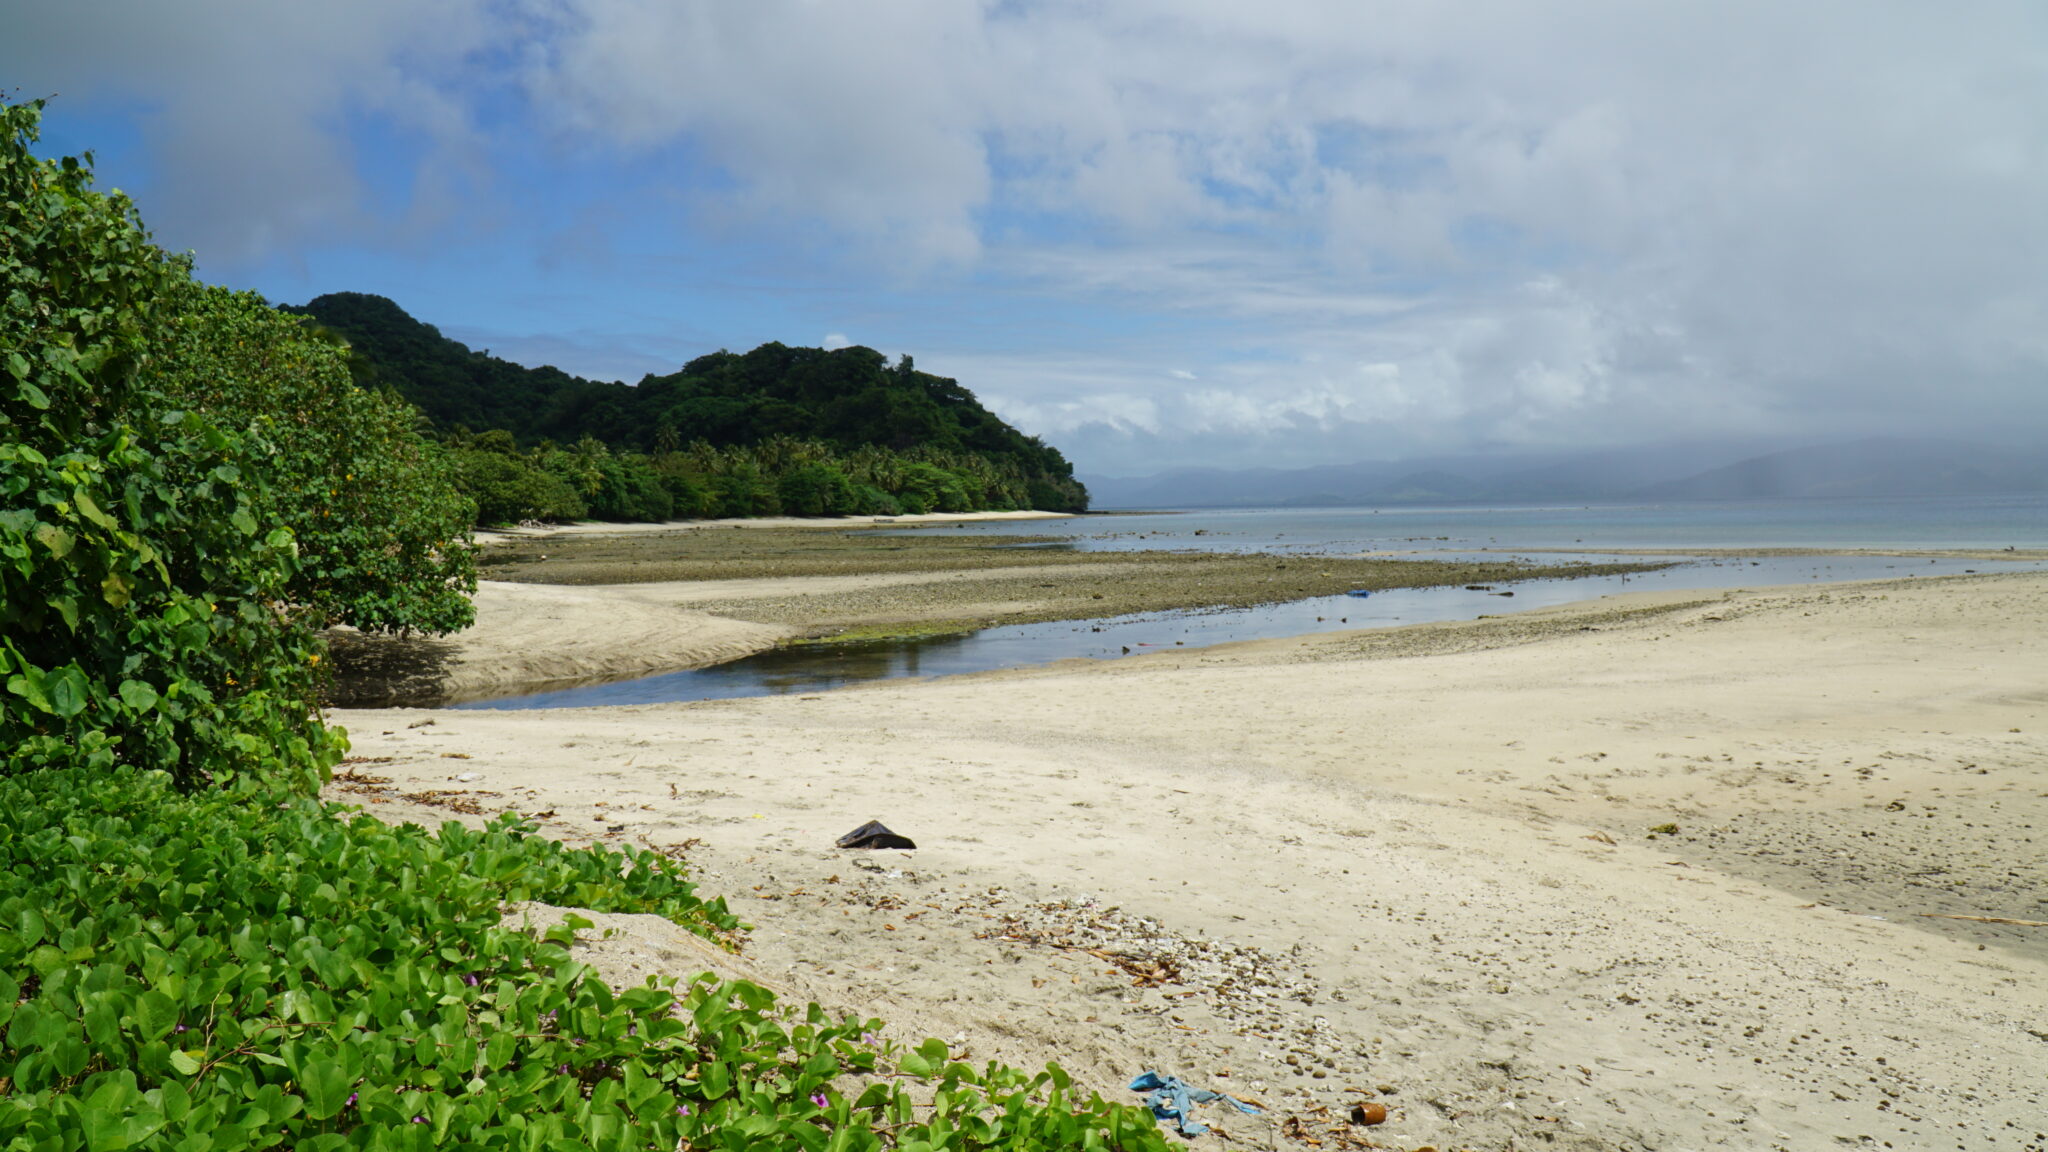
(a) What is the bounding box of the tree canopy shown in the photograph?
[288,291,1089,513]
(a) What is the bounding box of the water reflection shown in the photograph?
[459,552,2045,710]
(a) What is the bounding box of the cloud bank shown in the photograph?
[6,0,2045,472]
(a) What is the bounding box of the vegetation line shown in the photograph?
[1,97,1167,1151]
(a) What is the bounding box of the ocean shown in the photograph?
[891,492,2048,554]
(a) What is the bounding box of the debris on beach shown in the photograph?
[962,890,1366,1103]
[1130,1070,1262,1137]
[836,819,918,850]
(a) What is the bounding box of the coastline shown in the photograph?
[472,509,1076,545]
[325,566,2048,1150]
[329,524,1659,705]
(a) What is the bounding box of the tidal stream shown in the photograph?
[457,552,2034,709]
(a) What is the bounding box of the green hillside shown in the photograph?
[284,292,1088,514]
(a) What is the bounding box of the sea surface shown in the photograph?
[460,494,2048,710]
[891,492,2048,554]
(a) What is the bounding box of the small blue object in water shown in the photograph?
[1129,1071,1261,1137]
[1345,588,1372,598]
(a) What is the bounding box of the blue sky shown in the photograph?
[7,1,2047,477]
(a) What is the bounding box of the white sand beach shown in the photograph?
[328,569,2048,1151]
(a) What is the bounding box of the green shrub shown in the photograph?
[150,283,478,636]
[1,99,338,790]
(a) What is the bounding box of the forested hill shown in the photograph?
[283,292,1086,510]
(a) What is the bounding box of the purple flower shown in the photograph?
[464,974,479,987]
[810,1093,829,1109]
[675,1103,691,1116]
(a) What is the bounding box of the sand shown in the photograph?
[324,580,794,706]
[326,570,2048,1151]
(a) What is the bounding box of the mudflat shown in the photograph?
[327,556,2048,1151]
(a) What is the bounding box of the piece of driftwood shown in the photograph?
[1918,913,2048,927]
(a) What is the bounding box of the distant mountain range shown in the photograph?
[1082,438,2048,509]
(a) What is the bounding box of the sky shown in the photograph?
[5,1,2046,478]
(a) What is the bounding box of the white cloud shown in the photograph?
[0,0,497,262]
[518,0,995,265]
[9,0,2047,470]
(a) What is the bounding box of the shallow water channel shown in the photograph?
[457,552,2039,710]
